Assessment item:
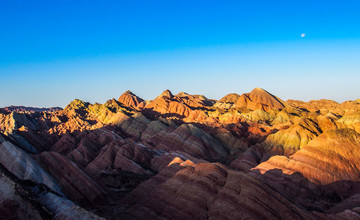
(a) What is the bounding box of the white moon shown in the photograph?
[301,33,306,37]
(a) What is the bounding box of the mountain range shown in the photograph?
[0,88,360,219]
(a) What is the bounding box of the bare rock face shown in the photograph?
[338,110,360,132]
[252,128,360,212]
[229,144,263,171]
[257,128,360,184]
[0,134,63,195]
[159,89,174,99]
[316,113,339,132]
[287,98,360,115]
[219,93,241,104]
[118,90,145,110]
[0,170,104,220]
[117,162,316,220]
[140,120,170,140]
[236,88,286,111]
[145,90,192,117]
[150,123,228,161]
[119,113,150,139]
[176,91,215,108]
[37,152,107,207]
[0,112,40,153]
[1,88,360,219]
[113,142,156,174]
[38,192,104,220]
[262,124,317,158]
[85,142,120,178]
[0,174,43,219]
[287,99,340,112]
[144,90,213,118]
[0,136,104,219]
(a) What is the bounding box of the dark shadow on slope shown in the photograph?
[113,162,360,219]
[5,105,360,219]
[250,168,360,213]
[141,107,187,119]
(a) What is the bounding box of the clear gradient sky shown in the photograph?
[1,1,360,107]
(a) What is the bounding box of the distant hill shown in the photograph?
[1,105,62,113]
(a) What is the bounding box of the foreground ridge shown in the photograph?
[0,88,360,219]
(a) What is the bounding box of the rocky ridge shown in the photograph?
[0,88,360,219]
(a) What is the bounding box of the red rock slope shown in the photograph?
[0,88,359,219]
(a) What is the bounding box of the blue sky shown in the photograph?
[1,1,360,107]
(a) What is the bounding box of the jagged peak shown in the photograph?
[105,98,120,105]
[118,90,144,108]
[122,90,142,98]
[159,89,174,99]
[65,99,90,110]
[124,90,134,95]
[119,90,143,99]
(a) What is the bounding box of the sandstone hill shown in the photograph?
[0,88,359,219]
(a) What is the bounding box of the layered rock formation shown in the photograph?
[118,90,145,110]
[1,88,360,219]
[251,128,360,214]
[236,88,287,111]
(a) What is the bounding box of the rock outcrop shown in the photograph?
[236,88,286,111]
[117,90,145,110]
[252,128,360,212]
[1,88,360,219]
[117,162,316,219]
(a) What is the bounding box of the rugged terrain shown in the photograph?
[1,88,360,219]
